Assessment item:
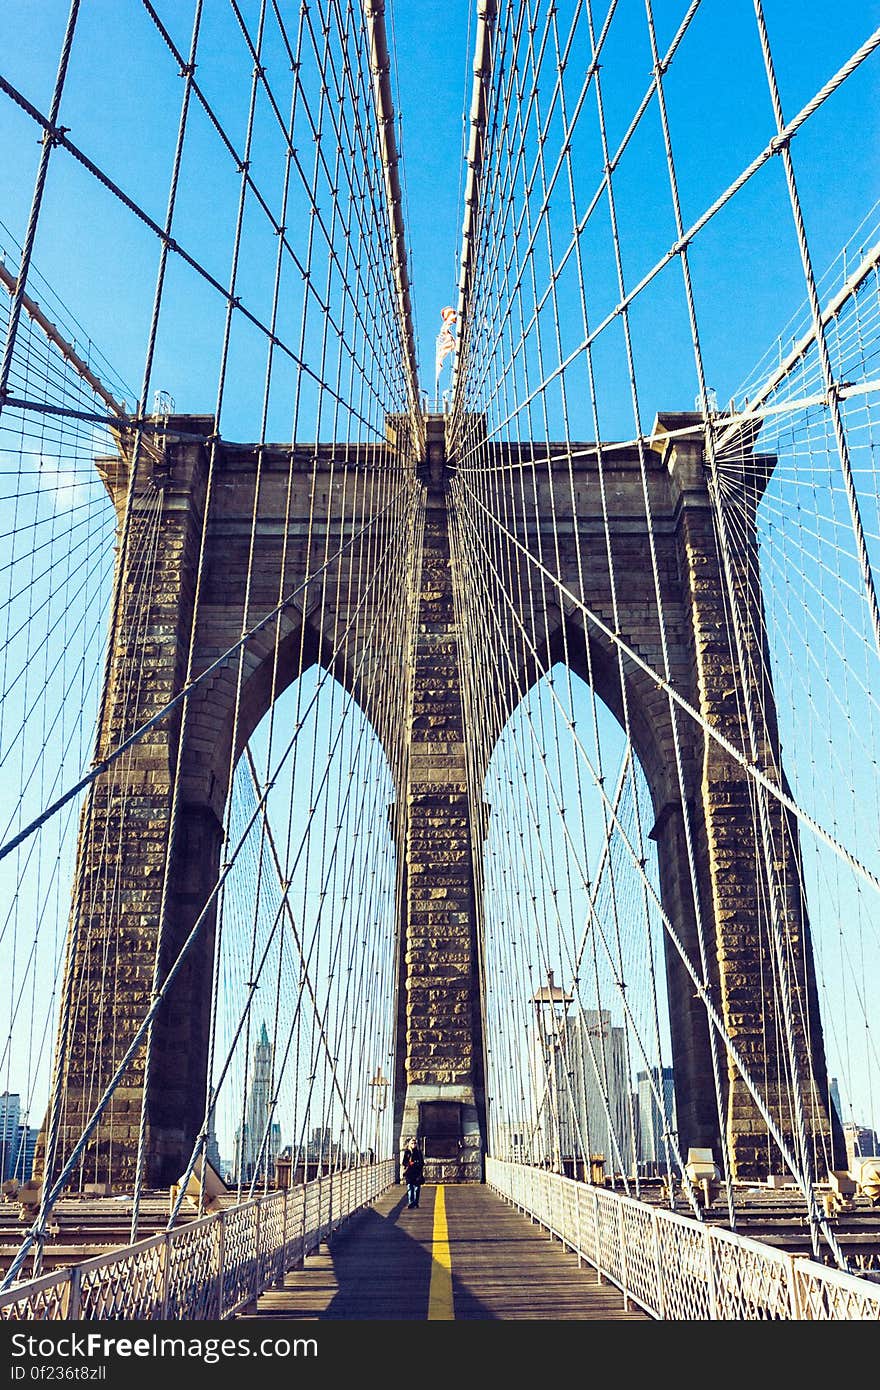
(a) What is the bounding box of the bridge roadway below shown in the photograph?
[241,1183,649,1321]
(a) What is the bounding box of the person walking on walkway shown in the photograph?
[403,1138,424,1209]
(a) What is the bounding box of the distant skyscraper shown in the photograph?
[205,1120,223,1177]
[14,1126,38,1182]
[829,1077,843,1126]
[492,1120,531,1163]
[304,1126,339,1170]
[528,979,634,1175]
[557,1009,633,1175]
[636,1067,676,1174]
[0,1093,21,1182]
[844,1122,878,1166]
[234,1022,281,1184]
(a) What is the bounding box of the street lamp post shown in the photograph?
[368,1066,389,1163]
[531,970,571,1173]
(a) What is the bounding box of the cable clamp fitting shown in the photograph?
[825,380,848,405]
[769,132,791,155]
[41,124,69,148]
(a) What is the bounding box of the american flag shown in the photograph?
[435,306,457,380]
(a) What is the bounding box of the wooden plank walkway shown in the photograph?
[245,1183,649,1321]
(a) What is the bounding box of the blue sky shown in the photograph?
[1,0,877,427]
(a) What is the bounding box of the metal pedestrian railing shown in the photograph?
[0,1160,394,1321]
[487,1157,880,1320]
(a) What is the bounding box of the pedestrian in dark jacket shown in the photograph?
[403,1139,424,1208]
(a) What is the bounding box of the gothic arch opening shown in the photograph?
[481,662,677,1185]
[194,665,401,1190]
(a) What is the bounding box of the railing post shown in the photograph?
[216,1212,226,1319]
[594,1190,604,1284]
[161,1231,172,1320]
[66,1264,81,1321]
[788,1255,804,1320]
[704,1226,719,1320]
[253,1200,263,1304]
[618,1202,629,1310]
[575,1182,582,1267]
[278,1189,289,1285]
[652,1210,665,1321]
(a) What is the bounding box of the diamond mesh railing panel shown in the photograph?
[221,1204,260,1315]
[485,1158,880,1320]
[709,1228,794,1320]
[167,1219,221,1321]
[319,1179,332,1236]
[283,1185,306,1270]
[77,1237,165,1320]
[595,1189,624,1285]
[793,1260,880,1319]
[577,1185,600,1267]
[621,1202,658,1312]
[559,1180,578,1247]
[303,1183,322,1256]
[0,1271,71,1321]
[0,1161,394,1320]
[257,1192,285,1291]
[655,1218,714,1321]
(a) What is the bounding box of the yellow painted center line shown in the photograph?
[427,1183,454,1320]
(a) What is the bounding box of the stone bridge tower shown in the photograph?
[39,411,842,1191]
